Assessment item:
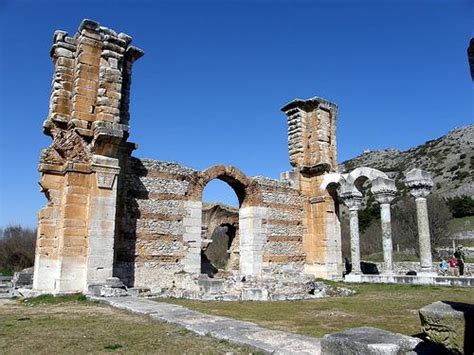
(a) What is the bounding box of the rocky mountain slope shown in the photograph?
[339,125,473,197]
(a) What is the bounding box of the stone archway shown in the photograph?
[183,165,266,276]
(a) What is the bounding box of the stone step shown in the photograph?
[94,296,322,354]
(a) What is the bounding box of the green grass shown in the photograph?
[0,299,258,354]
[158,283,474,338]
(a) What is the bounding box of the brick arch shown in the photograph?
[186,165,262,207]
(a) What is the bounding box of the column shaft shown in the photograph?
[349,209,361,274]
[416,197,432,270]
[380,203,393,274]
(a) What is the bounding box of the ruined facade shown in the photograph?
[33,20,436,295]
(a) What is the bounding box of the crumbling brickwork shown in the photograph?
[33,20,344,295]
[281,98,343,278]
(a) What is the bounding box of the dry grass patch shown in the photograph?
[0,297,257,354]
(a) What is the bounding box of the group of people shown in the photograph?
[440,246,466,276]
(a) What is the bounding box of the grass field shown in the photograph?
[0,295,257,354]
[160,283,474,338]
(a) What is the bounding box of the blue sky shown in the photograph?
[0,0,472,226]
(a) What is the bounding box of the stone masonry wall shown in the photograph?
[252,176,305,266]
[115,158,197,290]
[114,158,307,290]
[33,19,143,294]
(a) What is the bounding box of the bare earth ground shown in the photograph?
[0,298,257,354]
[160,283,474,338]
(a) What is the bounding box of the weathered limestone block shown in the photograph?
[266,207,303,221]
[136,199,184,215]
[265,223,304,237]
[139,176,189,195]
[262,191,302,205]
[137,219,184,235]
[419,301,474,355]
[321,327,422,355]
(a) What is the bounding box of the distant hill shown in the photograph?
[339,125,474,198]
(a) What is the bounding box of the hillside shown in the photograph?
[339,125,474,197]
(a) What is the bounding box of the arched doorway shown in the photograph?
[201,181,239,277]
[184,165,265,276]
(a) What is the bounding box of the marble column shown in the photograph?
[405,169,434,274]
[340,186,363,274]
[371,177,397,274]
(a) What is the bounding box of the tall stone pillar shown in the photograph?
[33,19,143,294]
[371,177,397,274]
[405,169,434,274]
[281,97,342,279]
[340,186,363,274]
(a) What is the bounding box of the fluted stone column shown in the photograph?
[340,186,363,274]
[371,177,397,274]
[405,169,434,274]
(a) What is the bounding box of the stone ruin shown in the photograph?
[32,20,441,298]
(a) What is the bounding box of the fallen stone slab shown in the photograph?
[91,296,321,354]
[419,301,474,355]
[321,327,424,355]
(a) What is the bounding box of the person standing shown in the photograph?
[454,246,465,276]
[448,256,459,276]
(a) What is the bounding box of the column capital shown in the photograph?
[91,155,120,189]
[339,184,363,210]
[371,177,397,204]
[405,168,433,199]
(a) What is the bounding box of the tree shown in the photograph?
[392,194,451,257]
[0,225,37,272]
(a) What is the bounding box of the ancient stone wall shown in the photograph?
[34,20,346,295]
[281,98,343,279]
[253,176,305,266]
[33,19,143,294]
[114,159,196,290]
[113,158,306,291]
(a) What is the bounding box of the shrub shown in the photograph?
[446,195,474,218]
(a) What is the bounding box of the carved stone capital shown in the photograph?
[405,168,433,199]
[91,155,120,189]
[371,177,397,205]
[339,184,363,210]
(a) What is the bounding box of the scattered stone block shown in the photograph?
[321,327,422,355]
[241,287,268,301]
[419,301,474,355]
[198,278,224,294]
